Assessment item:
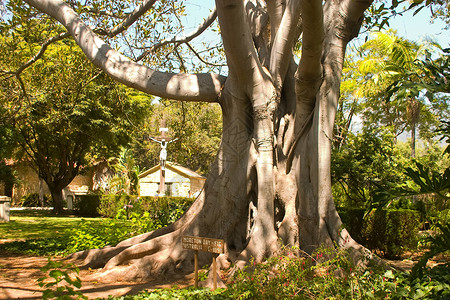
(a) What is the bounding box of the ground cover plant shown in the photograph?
[104,246,449,300]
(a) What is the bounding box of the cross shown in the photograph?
[147,120,178,195]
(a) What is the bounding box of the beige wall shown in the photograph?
[140,168,205,198]
[9,163,93,205]
[12,164,49,204]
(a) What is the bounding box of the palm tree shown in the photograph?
[355,30,442,155]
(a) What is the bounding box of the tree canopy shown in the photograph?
[0,6,151,212]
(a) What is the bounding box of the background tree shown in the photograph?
[331,127,404,208]
[333,30,449,214]
[355,31,446,149]
[0,9,150,213]
[16,0,446,282]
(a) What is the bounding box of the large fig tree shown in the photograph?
[23,0,376,281]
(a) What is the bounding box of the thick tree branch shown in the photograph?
[337,0,373,43]
[265,0,285,45]
[24,0,225,102]
[216,0,264,88]
[269,0,302,91]
[294,0,324,118]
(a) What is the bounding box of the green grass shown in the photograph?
[0,210,103,240]
[0,209,113,256]
[0,206,187,256]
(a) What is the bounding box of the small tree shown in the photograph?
[0,15,149,213]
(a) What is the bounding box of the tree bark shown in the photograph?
[39,177,45,207]
[49,185,65,214]
[25,0,375,282]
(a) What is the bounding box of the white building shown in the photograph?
[139,162,206,198]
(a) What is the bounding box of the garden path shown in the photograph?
[0,252,193,299]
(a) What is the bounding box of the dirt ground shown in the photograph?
[0,251,194,300]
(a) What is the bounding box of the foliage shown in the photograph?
[68,198,192,253]
[96,194,129,218]
[106,287,226,300]
[131,101,222,175]
[65,218,129,253]
[355,31,446,142]
[0,237,69,256]
[75,194,102,217]
[385,48,450,102]
[0,160,16,197]
[0,212,104,255]
[411,222,450,280]
[0,197,192,255]
[20,192,52,207]
[105,149,142,195]
[107,247,450,300]
[97,195,194,219]
[339,208,421,258]
[332,127,404,208]
[373,120,450,214]
[227,250,449,299]
[364,209,421,258]
[37,258,87,300]
[0,2,151,213]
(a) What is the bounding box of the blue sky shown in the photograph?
[388,8,449,47]
[183,2,448,48]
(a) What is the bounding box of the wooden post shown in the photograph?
[181,236,224,290]
[212,254,217,290]
[159,168,165,195]
[194,250,199,288]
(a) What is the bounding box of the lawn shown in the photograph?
[0,209,103,240]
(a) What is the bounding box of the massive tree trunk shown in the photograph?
[25,0,374,282]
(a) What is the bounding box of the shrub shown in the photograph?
[338,208,366,242]
[97,195,194,220]
[20,193,51,207]
[364,209,421,258]
[340,208,421,258]
[97,194,132,218]
[75,194,101,217]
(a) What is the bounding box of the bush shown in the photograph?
[365,209,421,258]
[340,208,421,258]
[97,195,194,221]
[338,208,366,242]
[75,194,101,217]
[20,193,52,207]
[97,194,132,218]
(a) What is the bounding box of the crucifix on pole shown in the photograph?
[148,120,178,196]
